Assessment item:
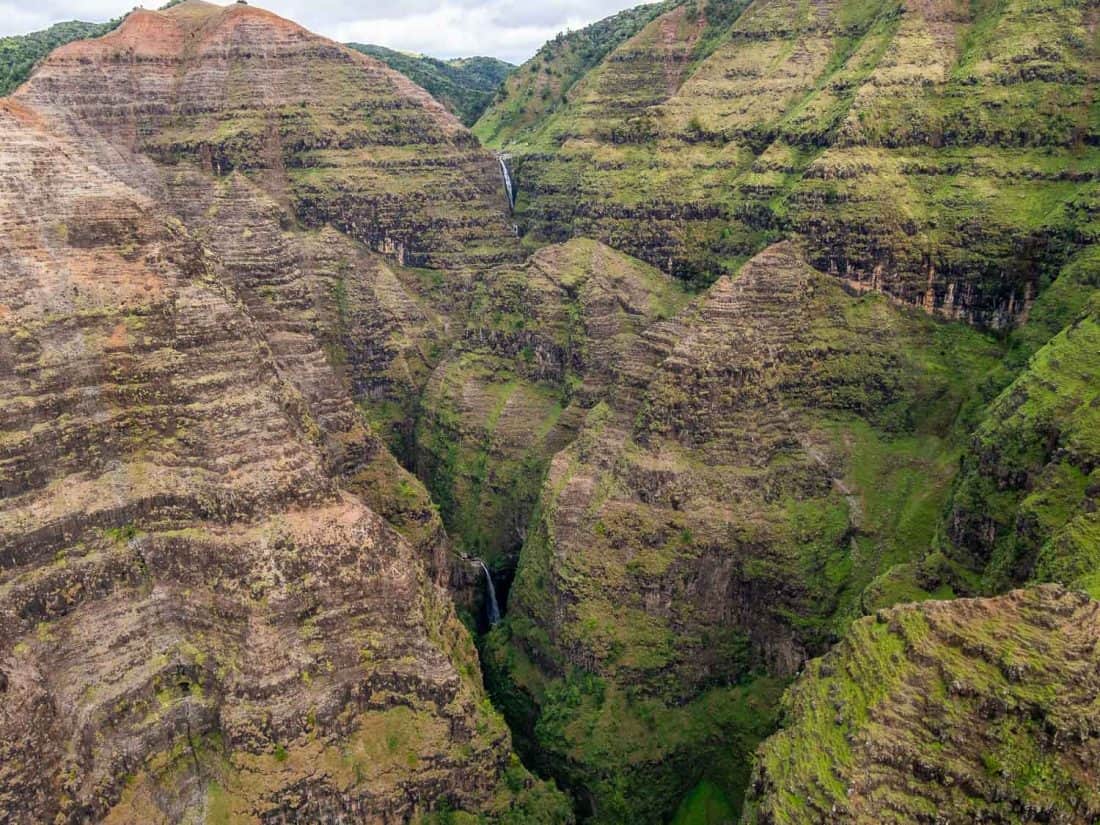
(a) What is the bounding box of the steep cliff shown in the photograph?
[0,98,503,823]
[942,246,1100,596]
[348,45,514,127]
[467,0,1100,817]
[477,0,1099,326]
[471,1,678,147]
[484,241,1004,822]
[412,238,689,567]
[0,2,568,822]
[11,0,523,549]
[742,586,1100,824]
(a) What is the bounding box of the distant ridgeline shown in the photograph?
[348,44,514,126]
[0,20,121,95]
[0,0,210,96]
[1,11,515,128]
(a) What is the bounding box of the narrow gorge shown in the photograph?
[0,0,1097,823]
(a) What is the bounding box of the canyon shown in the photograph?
[0,0,1097,823]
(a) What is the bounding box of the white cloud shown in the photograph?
[0,0,657,63]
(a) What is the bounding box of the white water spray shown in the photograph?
[476,559,501,625]
[498,155,515,211]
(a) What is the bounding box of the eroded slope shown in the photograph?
[742,586,1100,824]
[480,0,1099,327]
[0,2,571,821]
[0,99,520,823]
[484,241,1003,822]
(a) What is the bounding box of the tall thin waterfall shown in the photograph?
[476,559,501,625]
[498,155,515,210]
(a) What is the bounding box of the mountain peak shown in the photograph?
[49,0,320,60]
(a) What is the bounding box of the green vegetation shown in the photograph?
[0,19,120,95]
[347,44,514,126]
[476,0,1099,293]
[670,780,736,825]
[485,246,1008,822]
[472,1,679,146]
[413,239,689,562]
[483,621,785,825]
[10,0,1099,822]
[742,588,1100,823]
[943,284,1100,597]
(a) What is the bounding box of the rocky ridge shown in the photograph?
[742,585,1100,824]
[411,238,689,567]
[482,240,1006,822]
[0,3,567,822]
[478,0,1100,327]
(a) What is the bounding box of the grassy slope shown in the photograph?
[742,586,1100,824]
[472,1,680,147]
[0,20,120,95]
[476,0,1098,317]
[383,2,1096,821]
[348,44,514,126]
[393,1,1098,821]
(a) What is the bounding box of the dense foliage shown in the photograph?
[0,20,119,96]
[348,44,514,126]
[472,1,679,145]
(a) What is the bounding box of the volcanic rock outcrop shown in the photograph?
[742,585,1100,824]
[467,9,1100,812]
[0,3,568,822]
[16,0,520,272]
[477,0,1100,327]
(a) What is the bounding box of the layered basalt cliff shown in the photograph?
[482,241,1005,822]
[471,1,677,148]
[0,3,569,822]
[477,0,1099,327]
[0,19,121,96]
[0,99,507,823]
[16,0,520,272]
[742,586,1100,824]
[11,0,522,558]
[467,2,1100,815]
[412,239,688,566]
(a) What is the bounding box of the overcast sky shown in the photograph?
[0,0,654,63]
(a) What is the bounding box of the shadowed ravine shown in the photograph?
[0,0,1097,823]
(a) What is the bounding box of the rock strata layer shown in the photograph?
[0,2,567,822]
[477,0,1100,328]
[742,586,1100,824]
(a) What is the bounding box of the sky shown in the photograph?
[0,0,654,63]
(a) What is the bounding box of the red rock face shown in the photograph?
[16,0,520,270]
[0,3,524,820]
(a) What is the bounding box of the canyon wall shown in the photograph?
[0,2,568,822]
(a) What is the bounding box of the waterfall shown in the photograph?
[498,155,515,211]
[476,559,501,625]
